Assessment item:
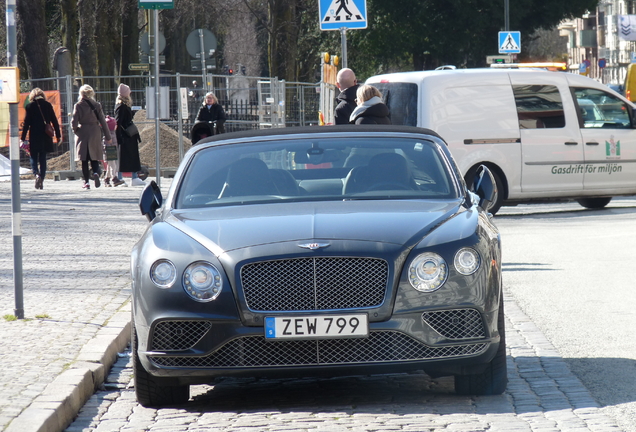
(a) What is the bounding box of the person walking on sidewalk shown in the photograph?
[115,83,145,186]
[72,84,111,190]
[103,115,124,187]
[20,88,61,190]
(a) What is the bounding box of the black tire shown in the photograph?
[132,323,190,407]
[576,197,612,209]
[455,299,508,396]
[465,166,504,215]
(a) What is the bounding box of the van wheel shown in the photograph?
[132,322,190,407]
[577,197,612,209]
[455,300,507,396]
[465,167,504,215]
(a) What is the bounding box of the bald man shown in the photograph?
[334,68,359,124]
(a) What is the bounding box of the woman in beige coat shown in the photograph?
[72,84,112,189]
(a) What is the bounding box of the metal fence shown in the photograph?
[15,73,333,172]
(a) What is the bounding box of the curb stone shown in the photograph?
[5,303,131,432]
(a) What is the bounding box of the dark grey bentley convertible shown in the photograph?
[132,125,505,407]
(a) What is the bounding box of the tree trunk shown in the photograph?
[77,0,98,82]
[60,0,78,75]
[16,0,52,86]
[95,0,120,92]
[120,0,141,76]
[267,0,278,78]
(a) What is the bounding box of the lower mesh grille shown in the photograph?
[151,320,212,351]
[149,331,487,368]
[421,309,486,340]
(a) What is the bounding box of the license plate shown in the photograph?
[265,314,368,339]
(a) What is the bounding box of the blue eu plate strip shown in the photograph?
[265,317,276,339]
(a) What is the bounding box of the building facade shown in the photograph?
[559,0,636,86]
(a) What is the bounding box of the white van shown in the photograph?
[366,69,636,213]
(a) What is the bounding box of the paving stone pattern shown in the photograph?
[0,178,151,431]
[66,300,624,431]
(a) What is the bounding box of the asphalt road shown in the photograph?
[496,196,636,432]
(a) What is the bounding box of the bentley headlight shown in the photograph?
[409,253,448,292]
[150,260,177,288]
[454,248,481,275]
[183,261,223,302]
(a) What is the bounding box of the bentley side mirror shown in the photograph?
[139,180,163,222]
[472,165,497,211]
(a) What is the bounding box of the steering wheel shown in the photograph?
[366,182,411,191]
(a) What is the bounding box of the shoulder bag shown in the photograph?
[36,100,55,138]
[123,122,139,137]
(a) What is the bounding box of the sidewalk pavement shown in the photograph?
[0,176,170,432]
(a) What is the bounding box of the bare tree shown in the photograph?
[77,0,98,81]
[60,0,78,74]
[221,1,261,77]
[16,0,53,85]
[120,0,141,76]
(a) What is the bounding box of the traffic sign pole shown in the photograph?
[340,28,347,69]
[153,9,161,187]
[319,0,367,69]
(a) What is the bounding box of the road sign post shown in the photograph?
[319,0,367,69]
[139,0,173,188]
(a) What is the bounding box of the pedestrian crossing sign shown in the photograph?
[499,31,521,54]
[320,0,367,31]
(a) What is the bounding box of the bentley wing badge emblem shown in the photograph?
[298,242,330,250]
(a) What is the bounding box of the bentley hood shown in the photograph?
[166,200,462,254]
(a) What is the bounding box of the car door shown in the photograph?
[509,74,584,194]
[571,87,636,191]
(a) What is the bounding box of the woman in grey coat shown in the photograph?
[72,84,112,189]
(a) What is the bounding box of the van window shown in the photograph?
[371,83,418,126]
[512,85,566,129]
[572,87,632,129]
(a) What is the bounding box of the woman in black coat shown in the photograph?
[115,83,144,186]
[196,92,226,134]
[20,88,61,189]
[349,85,392,125]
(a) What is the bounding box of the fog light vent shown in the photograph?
[151,320,212,351]
[422,309,485,340]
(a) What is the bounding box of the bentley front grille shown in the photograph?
[151,320,212,351]
[149,331,487,368]
[241,257,389,311]
[422,309,486,340]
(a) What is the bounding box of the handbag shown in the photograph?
[105,145,118,161]
[36,100,55,138]
[124,123,139,137]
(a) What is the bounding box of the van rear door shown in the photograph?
[509,73,584,194]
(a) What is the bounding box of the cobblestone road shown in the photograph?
[66,297,623,432]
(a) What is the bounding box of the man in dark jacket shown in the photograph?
[333,68,359,125]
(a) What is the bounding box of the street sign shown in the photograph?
[320,0,367,31]
[599,58,607,68]
[140,32,166,55]
[141,55,165,65]
[138,0,173,9]
[487,55,512,64]
[498,31,521,54]
[128,63,150,71]
[186,29,217,58]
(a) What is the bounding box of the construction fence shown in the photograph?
[4,73,338,174]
